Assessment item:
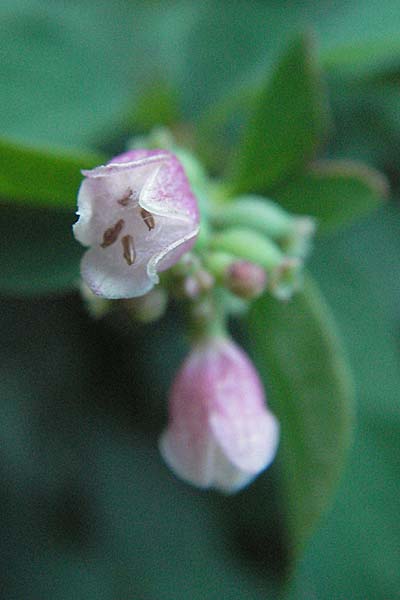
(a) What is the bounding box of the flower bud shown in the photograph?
[269,256,302,301]
[284,216,316,260]
[123,287,168,323]
[211,196,316,261]
[226,260,267,299]
[212,195,294,238]
[73,149,200,299]
[210,227,283,270]
[79,281,111,319]
[159,337,279,493]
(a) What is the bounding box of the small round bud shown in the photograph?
[226,260,267,300]
[124,287,168,323]
[196,269,215,292]
[183,275,201,299]
[80,281,111,319]
[170,253,201,277]
[181,270,215,300]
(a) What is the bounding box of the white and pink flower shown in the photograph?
[74,149,200,299]
[160,336,279,493]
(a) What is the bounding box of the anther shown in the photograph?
[121,234,136,265]
[100,219,125,248]
[140,208,155,231]
[118,188,137,206]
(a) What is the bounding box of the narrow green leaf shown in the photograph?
[276,160,388,231]
[248,275,354,557]
[0,204,81,296]
[0,138,104,209]
[229,33,329,194]
[322,37,400,79]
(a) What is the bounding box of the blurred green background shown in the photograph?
[1,1,400,598]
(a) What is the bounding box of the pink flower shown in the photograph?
[160,336,279,493]
[73,149,199,299]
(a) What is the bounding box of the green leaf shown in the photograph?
[248,275,354,557]
[0,138,104,209]
[276,160,388,231]
[322,37,400,79]
[228,33,329,194]
[0,204,81,296]
[288,203,400,599]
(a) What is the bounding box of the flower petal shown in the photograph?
[81,246,156,299]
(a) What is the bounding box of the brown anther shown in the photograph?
[100,219,125,248]
[140,208,155,231]
[118,188,133,206]
[117,188,139,206]
[121,234,136,266]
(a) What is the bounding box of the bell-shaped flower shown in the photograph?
[159,336,279,493]
[73,149,200,299]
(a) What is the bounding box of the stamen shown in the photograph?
[140,208,155,231]
[121,234,136,265]
[118,188,134,206]
[101,219,125,248]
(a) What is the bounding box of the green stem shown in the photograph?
[187,291,228,343]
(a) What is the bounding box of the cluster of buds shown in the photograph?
[74,134,315,493]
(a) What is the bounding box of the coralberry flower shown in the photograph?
[73,149,200,299]
[159,336,279,493]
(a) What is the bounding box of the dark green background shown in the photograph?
[1,1,400,598]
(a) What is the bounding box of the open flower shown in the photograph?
[159,336,279,493]
[73,149,200,299]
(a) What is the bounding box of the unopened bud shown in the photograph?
[124,287,168,323]
[170,253,201,277]
[284,216,316,260]
[183,275,201,299]
[182,269,215,299]
[196,269,215,292]
[80,281,111,319]
[210,228,283,270]
[226,261,267,299]
[270,257,302,301]
[159,336,279,493]
[212,196,293,238]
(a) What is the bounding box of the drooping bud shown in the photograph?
[73,149,200,299]
[159,336,279,493]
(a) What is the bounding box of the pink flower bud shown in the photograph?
[73,149,199,299]
[226,260,267,299]
[159,337,279,493]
